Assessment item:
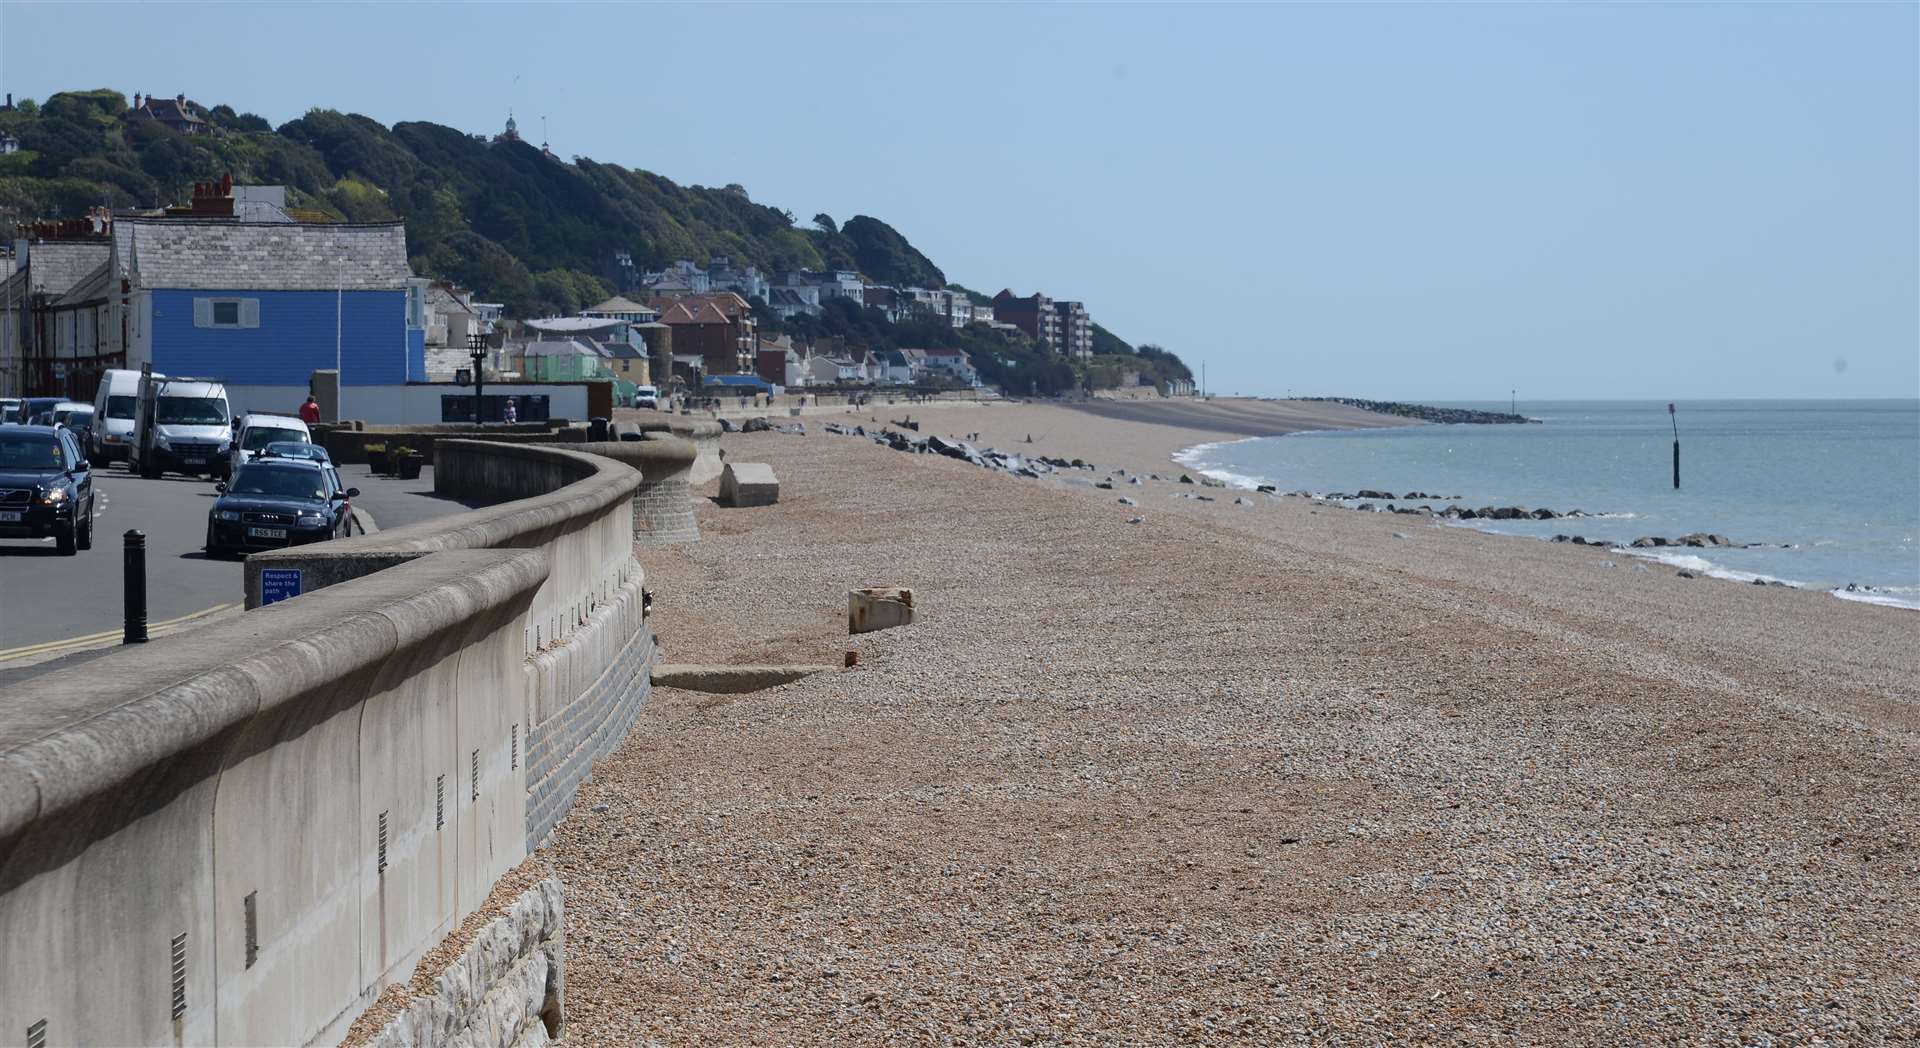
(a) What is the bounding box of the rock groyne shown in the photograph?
[1306,398,1535,425]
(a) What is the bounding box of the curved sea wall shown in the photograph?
[581,437,700,546]
[641,420,724,485]
[0,440,659,1047]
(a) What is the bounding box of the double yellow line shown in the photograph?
[0,603,241,664]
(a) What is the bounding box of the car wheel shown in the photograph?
[76,507,93,550]
[204,523,222,559]
[55,520,77,556]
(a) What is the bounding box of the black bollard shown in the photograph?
[123,529,148,644]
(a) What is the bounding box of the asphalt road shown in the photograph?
[0,461,461,655]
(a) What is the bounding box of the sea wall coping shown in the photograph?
[0,547,545,844]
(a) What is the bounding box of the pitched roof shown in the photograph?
[585,295,654,314]
[658,299,731,326]
[53,258,114,306]
[524,315,626,335]
[134,97,205,126]
[598,340,646,359]
[115,220,410,291]
[424,284,474,315]
[20,241,112,296]
[517,339,599,358]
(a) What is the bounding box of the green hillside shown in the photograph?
[0,88,1188,393]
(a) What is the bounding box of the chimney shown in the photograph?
[176,93,186,106]
[132,92,141,109]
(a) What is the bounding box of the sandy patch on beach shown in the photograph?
[550,401,1919,1045]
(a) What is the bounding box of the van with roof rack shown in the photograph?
[129,369,231,480]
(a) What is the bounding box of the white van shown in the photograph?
[90,368,145,464]
[130,375,231,479]
[633,385,659,409]
[230,413,314,475]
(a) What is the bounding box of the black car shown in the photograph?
[0,424,97,555]
[205,458,358,558]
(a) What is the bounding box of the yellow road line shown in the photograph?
[0,603,241,662]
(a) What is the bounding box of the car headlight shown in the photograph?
[154,433,171,448]
[296,513,327,527]
[214,509,241,522]
[38,487,69,505]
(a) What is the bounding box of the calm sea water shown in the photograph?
[1176,400,1920,609]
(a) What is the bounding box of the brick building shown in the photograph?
[653,292,754,374]
[991,290,1058,351]
[1053,300,1092,359]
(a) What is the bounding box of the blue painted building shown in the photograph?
[110,218,424,392]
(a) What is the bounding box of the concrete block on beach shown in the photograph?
[719,462,779,507]
[849,587,914,634]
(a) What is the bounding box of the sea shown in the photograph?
[1174,399,1920,610]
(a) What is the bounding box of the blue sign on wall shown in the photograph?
[260,568,303,606]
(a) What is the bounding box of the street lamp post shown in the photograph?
[468,333,487,426]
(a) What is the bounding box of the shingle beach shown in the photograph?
[548,398,1919,1045]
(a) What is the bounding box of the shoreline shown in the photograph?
[547,396,1920,1044]
[1167,416,1919,612]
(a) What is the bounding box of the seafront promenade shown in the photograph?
[539,400,1920,1044]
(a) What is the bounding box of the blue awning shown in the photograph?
[704,374,772,390]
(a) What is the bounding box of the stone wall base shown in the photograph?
[360,878,565,1048]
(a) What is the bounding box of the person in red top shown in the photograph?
[298,395,322,424]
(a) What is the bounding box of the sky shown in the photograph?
[2,1,1915,400]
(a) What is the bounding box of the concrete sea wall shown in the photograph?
[640,420,724,485]
[1,439,665,1046]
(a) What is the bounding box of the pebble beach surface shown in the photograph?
[554,399,1919,1045]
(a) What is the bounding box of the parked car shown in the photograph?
[89,368,144,464]
[0,423,97,555]
[204,458,357,558]
[230,413,313,477]
[54,406,95,451]
[255,441,346,501]
[18,397,65,425]
[27,401,89,428]
[0,398,21,423]
[257,440,331,464]
[633,385,659,410]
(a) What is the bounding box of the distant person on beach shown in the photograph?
[503,398,518,425]
[298,395,321,424]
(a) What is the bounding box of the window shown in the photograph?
[195,297,259,328]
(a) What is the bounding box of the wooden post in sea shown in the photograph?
[1669,402,1680,489]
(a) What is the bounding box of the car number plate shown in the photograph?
[247,526,287,539]
[0,511,20,522]
[183,457,206,466]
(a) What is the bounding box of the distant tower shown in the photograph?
[501,110,520,142]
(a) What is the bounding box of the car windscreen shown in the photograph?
[230,466,328,500]
[106,395,136,420]
[157,396,229,424]
[0,435,65,471]
[263,442,325,461]
[242,426,307,450]
[58,409,94,430]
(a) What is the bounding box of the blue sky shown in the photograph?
[3,2,1914,400]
